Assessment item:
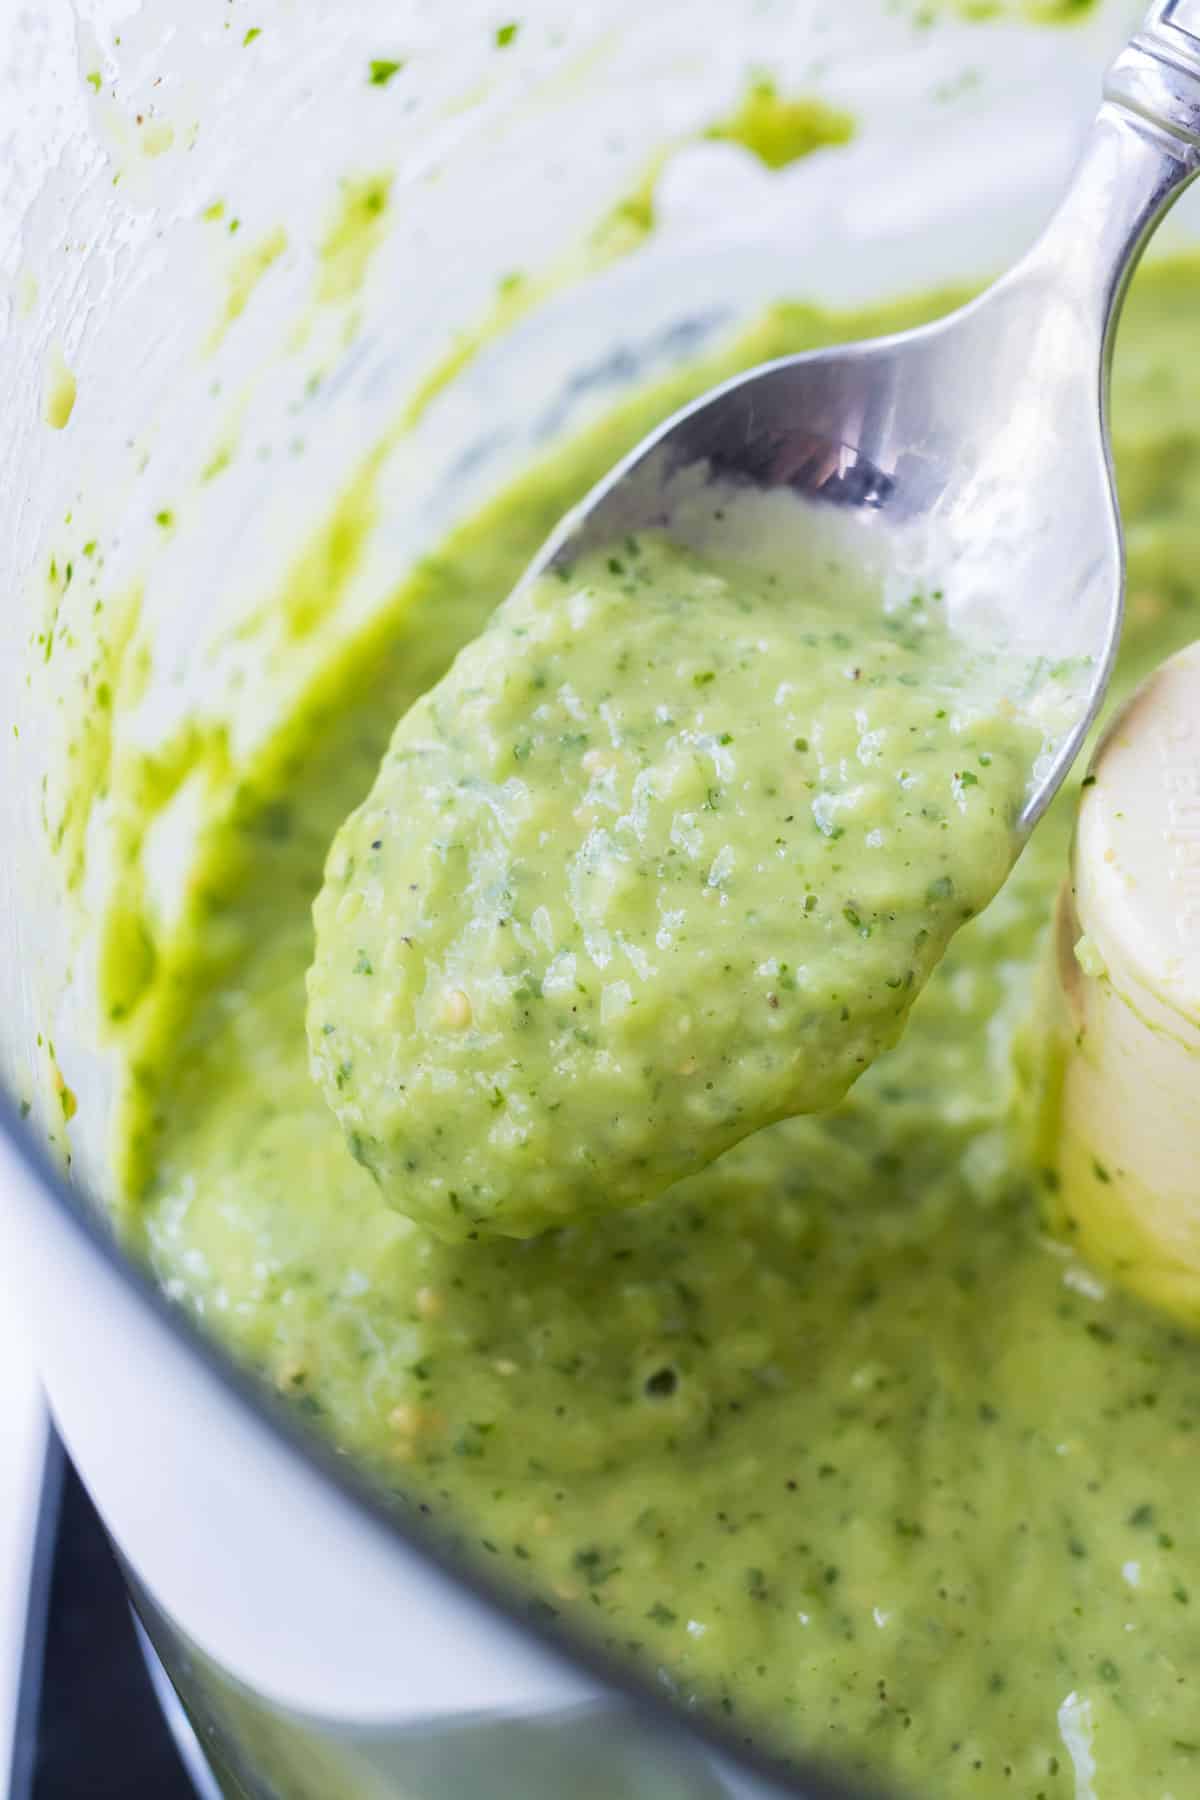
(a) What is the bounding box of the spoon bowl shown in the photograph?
[529,0,1200,831]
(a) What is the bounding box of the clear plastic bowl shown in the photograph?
[0,3,1176,1795]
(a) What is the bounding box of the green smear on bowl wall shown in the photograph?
[703,80,855,172]
[318,174,393,305]
[598,79,855,255]
[210,226,288,348]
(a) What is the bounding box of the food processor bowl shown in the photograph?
[0,2,1173,1795]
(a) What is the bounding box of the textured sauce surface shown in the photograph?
[309,533,1039,1239]
[121,264,1200,1797]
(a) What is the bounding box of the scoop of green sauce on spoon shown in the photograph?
[308,527,1042,1239]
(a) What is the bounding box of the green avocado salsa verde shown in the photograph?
[308,531,1041,1240]
[115,262,1200,1798]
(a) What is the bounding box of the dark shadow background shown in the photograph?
[11,1433,196,1800]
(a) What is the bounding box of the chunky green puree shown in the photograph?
[120,264,1200,1797]
[309,532,1039,1239]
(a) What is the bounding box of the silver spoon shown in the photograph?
[529,0,1200,832]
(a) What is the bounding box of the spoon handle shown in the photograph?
[1003,3,1200,391]
[1141,0,1200,51]
[1109,2,1200,155]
